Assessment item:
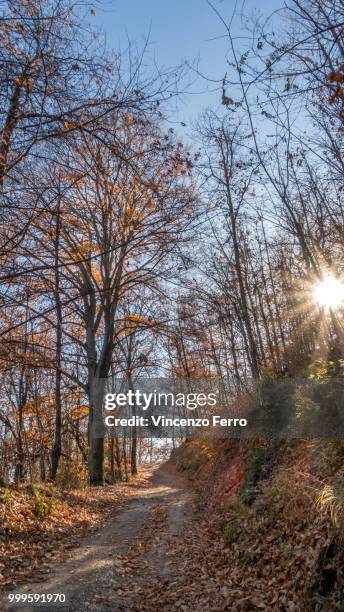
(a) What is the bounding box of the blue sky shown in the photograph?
[96,0,283,127]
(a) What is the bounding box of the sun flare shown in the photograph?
[313,274,344,310]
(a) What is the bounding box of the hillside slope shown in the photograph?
[170,438,344,610]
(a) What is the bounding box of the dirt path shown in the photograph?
[2,462,193,612]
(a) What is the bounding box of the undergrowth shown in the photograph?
[173,437,344,608]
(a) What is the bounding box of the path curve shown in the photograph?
[2,462,193,612]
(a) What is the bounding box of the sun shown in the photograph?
[313,274,344,310]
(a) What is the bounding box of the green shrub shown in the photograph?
[223,521,238,544]
[32,487,54,519]
[316,479,344,529]
[1,488,13,506]
[222,500,247,544]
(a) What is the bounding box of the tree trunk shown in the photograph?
[131,421,138,476]
[88,437,104,486]
[0,70,25,186]
[109,438,115,482]
[51,200,62,480]
[130,384,138,476]
[14,397,25,484]
[122,434,129,482]
[88,376,105,485]
[14,429,24,484]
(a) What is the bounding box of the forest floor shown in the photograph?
[1,451,338,611]
[1,463,196,612]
